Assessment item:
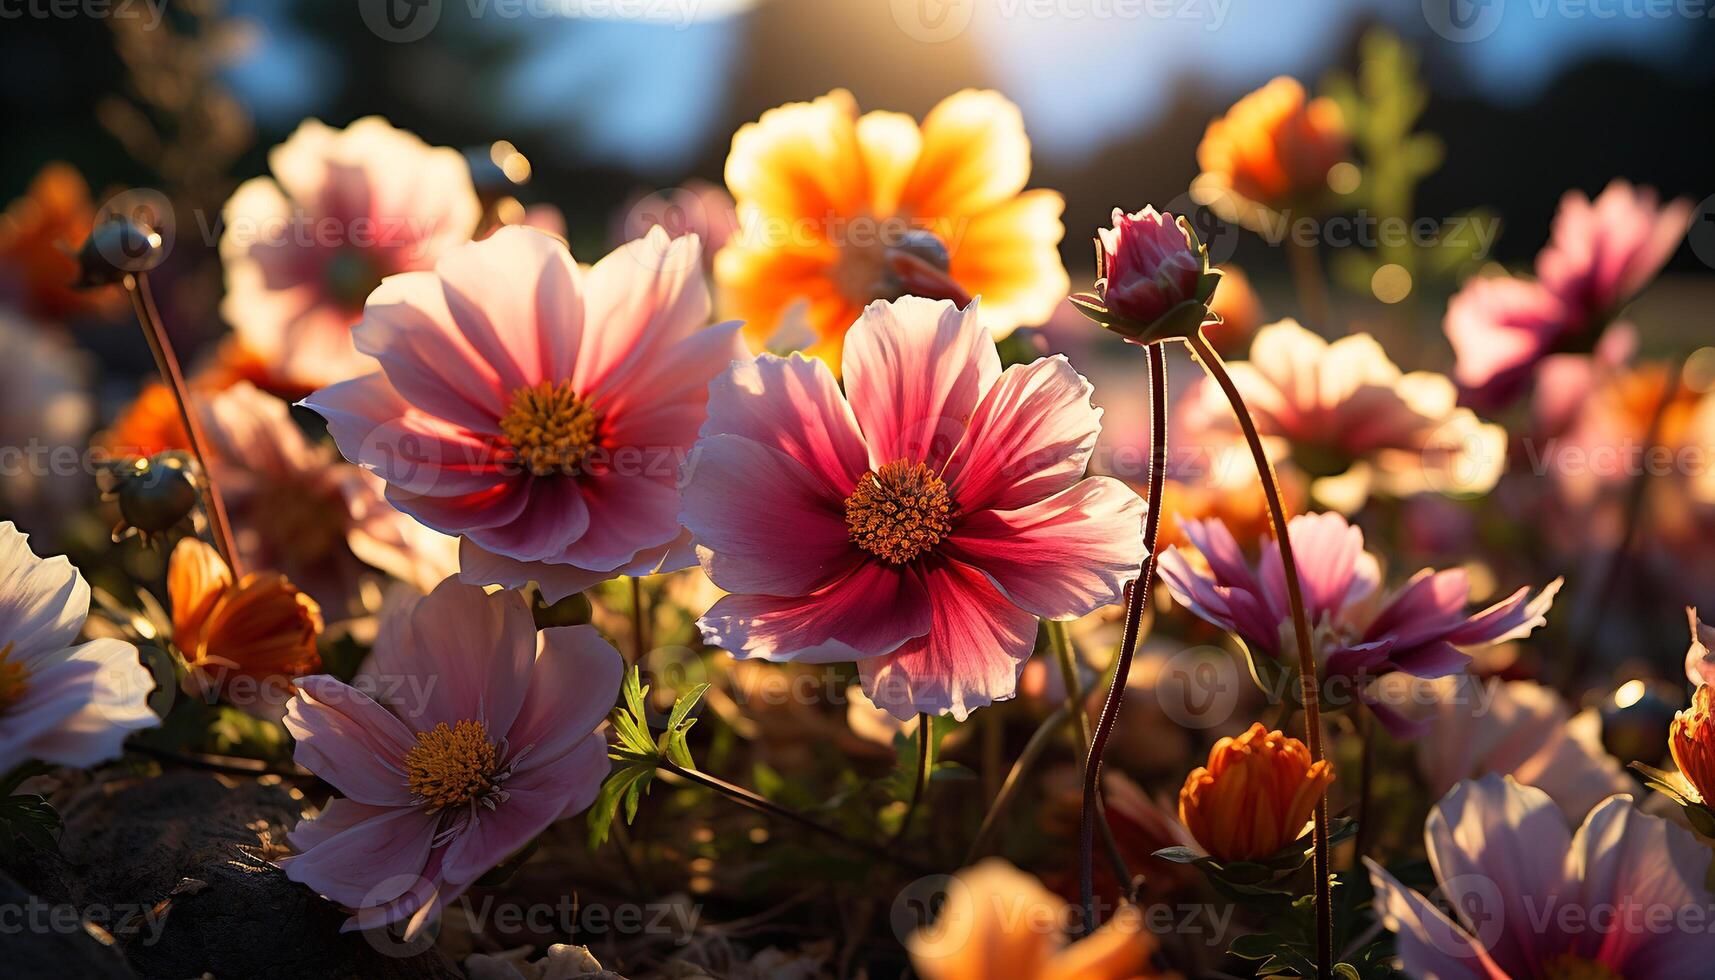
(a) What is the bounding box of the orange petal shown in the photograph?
[901,89,1033,219]
[945,189,1067,335]
[725,89,868,224]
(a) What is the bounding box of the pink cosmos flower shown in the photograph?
[1444,274,1572,412]
[199,381,452,618]
[1157,512,1560,734]
[0,522,157,770]
[1367,774,1715,979]
[281,579,620,937]
[1378,674,1629,820]
[682,296,1145,720]
[1185,318,1506,512]
[302,225,746,602]
[1537,179,1693,328]
[221,117,482,389]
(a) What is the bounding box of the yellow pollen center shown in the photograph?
[499,380,600,476]
[1541,954,1623,980]
[0,642,27,710]
[844,460,957,564]
[404,719,498,810]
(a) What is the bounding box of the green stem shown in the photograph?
[1049,619,1132,901]
[887,713,933,849]
[1186,327,1332,979]
[964,701,1072,865]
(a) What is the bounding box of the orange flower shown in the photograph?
[717,89,1068,367]
[94,382,188,459]
[908,859,1173,980]
[0,163,123,320]
[1671,684,1715,804]
[1178,722,1334,862]
[168,538,323,716]
[1203,264,1263,352]
[1194,78,1347,228]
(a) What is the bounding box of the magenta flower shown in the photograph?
[1537,179,1693,328]
[281,579,620,937]
[1368,775,1715,979]
[302,225,746,601]
[682,296,1145,720]
[1071,205,1218,343]
[1157,512,1560,733]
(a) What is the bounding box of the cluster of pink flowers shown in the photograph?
[1446,181,1692,410]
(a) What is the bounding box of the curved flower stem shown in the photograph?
[1078,340,1168,935]
[887,713,933,850]
[1185,326,1332,979]
[124,272,241,575]
[659,759,932,875]
[1049,619,1131,898]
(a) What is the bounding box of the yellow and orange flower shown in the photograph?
[0,163,123,320]
[167,537,323,718]
[716,89,1068,367]
[1671,684,1715,804]
[1178,722,1334,862]
[1194,78,1347,231]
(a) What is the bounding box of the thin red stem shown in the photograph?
[1079,340,1167,933]
[124,273,242,575]
[1186,327,1332,978]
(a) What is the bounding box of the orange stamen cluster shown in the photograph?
[1178,722,1334,862]
[499,380,600,477]
[844,460,957,565]
[405,719,499,811]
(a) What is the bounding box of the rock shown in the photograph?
[0,870,136,979]
[9,770,460,980]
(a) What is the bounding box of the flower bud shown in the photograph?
[1070,206,1220,345]
[100,451,201,545]
[1178,722,1333,862]
[74,214,164,287]
[1671,684,1715,805]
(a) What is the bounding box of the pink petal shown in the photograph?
[550,470,683,571]
[429,226,584,392]
[285,675,417,806]
[940,355,1102,514]
[1366,568,1472,649]
[357,579,537,736]
[596,321,747,453]
[701,353,870,498]
[943,476,1142,619]
[858,559,1037,721]
[698,560,931,664]
[352,270,507,432]
[303,373,510,500]
[573,227,711,395]
[681,434,860,596]
[1444,578,1562,647]
[509,625,624,761]
[282,801,437,908]
[461,478,591,564]
[1425,775,1572,976]
[1362,857,1498,980]
[841,297,999,469]
[1572,795,1715,976]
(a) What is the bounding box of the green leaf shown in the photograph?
[586,764,654,850]
[0,793,60,859]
